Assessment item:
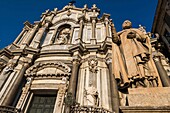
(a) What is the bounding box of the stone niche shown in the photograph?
[127,87,170,106]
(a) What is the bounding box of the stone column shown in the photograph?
[50,29,58,44]
[107,58,120,113]
[68,57,80,97]
[30,23,49,48]
[154,57,170,87]
[13,28,27,44]
[77,16,84,43]
[24,23,40,46]
[2,60,29,106]
[102,14,110,37]
[104,17,110,37]
[90,17,97,44]
[65,56,80,113]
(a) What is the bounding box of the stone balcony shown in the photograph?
[0,106,21,113]
[70,105,113,113]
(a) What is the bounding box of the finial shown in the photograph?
[69,0,76,6]
[45,9,50,13]
[54,8,58,12]
[84,4,88,9]
[92,4,97,8]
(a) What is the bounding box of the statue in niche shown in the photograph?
[0,62,15,89]
[112,20,159,88]
[55,28,70,44]
[84,86,99,106]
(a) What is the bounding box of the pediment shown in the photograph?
[25,61,71,77]
[52,9,82,25]
[37,67,65,75]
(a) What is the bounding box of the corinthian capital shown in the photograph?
[72,55,81,64]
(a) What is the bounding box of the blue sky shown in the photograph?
[0,0,158,49]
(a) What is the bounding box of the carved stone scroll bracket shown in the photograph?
[16,77,32,110]
[1,60,16,76]
[57,87,67,107]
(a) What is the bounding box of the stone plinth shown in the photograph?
[120,106,170,113]
[127,87,170,106]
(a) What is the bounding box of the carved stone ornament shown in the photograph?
[25,61,71,77]
[57,87,67,106]
[26,77,32,84]
[16,80,31,109]
[88,59,98,73]
[55,28,70,45]
[3,62,15,74]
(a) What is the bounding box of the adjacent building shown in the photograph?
[152,0,170,57]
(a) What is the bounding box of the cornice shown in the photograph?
[25,73,71,78]
[68,42,85,55]
[0,47,13,57]
[10,46,39,56]
[25,61,71,78]
[24,21,33,28]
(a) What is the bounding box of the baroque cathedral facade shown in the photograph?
[0,2,170,113]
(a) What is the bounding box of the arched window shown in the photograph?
[54,24,71,44]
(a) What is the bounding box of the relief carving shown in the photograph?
[3,62,15,74]
[112,20,159,88]
[57,87,67,106]
[55,28,70,44]
[88,58,98,73]
[26,61,71,76]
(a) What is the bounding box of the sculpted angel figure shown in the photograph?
[112,20,160,88]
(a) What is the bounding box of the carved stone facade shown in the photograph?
[0,2,170,113]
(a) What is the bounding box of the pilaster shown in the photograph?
[106,57,120,113]
[90,16,97,45]
[65,54,81,113]
[77,15,85,43]
[153,56,170,87]
[22,23,40,46]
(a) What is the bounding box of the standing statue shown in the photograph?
[112,20,159,88]
[0,62,15,90]
[84,86,99,106]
